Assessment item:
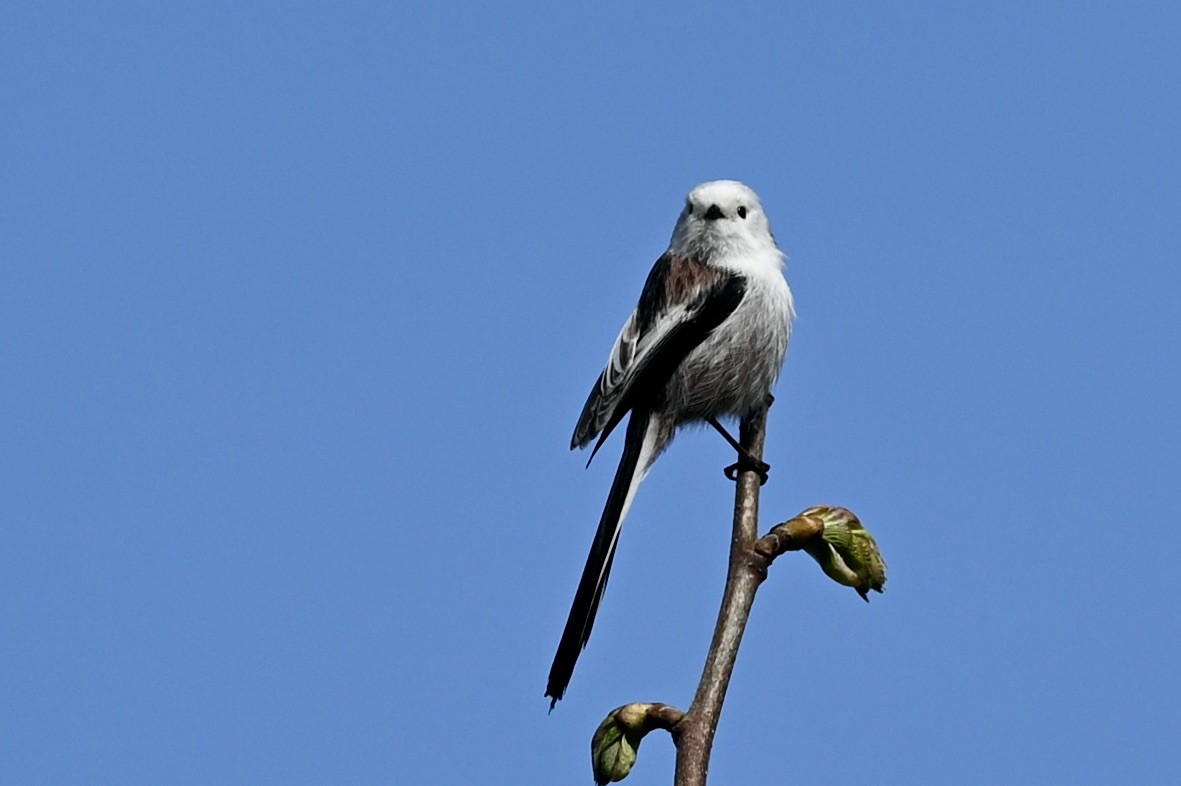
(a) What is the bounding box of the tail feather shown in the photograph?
[546,411,656,707]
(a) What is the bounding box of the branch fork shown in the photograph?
[587,402,887,785]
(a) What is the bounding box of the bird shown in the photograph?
[546,180,795,707]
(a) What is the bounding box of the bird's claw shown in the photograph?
[724,457,770,485]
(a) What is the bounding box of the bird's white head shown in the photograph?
[669,180,779,260]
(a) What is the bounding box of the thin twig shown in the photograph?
[583,404,883,784]
[672,404,769,786]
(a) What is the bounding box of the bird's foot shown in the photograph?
[724,454,770,485]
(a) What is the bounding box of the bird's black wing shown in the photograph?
[571,253,747,460]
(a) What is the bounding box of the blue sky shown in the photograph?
[3,3,1179,784]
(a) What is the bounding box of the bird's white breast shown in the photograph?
[665,247,794,423]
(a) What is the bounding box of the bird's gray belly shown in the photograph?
[661,290,788,422]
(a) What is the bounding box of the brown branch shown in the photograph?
[753,514,826,565]
[672,404,770,786]
[584,410,885,784]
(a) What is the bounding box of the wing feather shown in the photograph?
[571,253,746,457]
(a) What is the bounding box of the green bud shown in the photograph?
[800,506,887,600]
[590,704,654,784]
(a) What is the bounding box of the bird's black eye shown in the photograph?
[737,206,747,219]
[686,202,693,215]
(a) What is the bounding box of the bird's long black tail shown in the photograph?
[546,410,654,708]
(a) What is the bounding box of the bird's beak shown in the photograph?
[703,204,724,221]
